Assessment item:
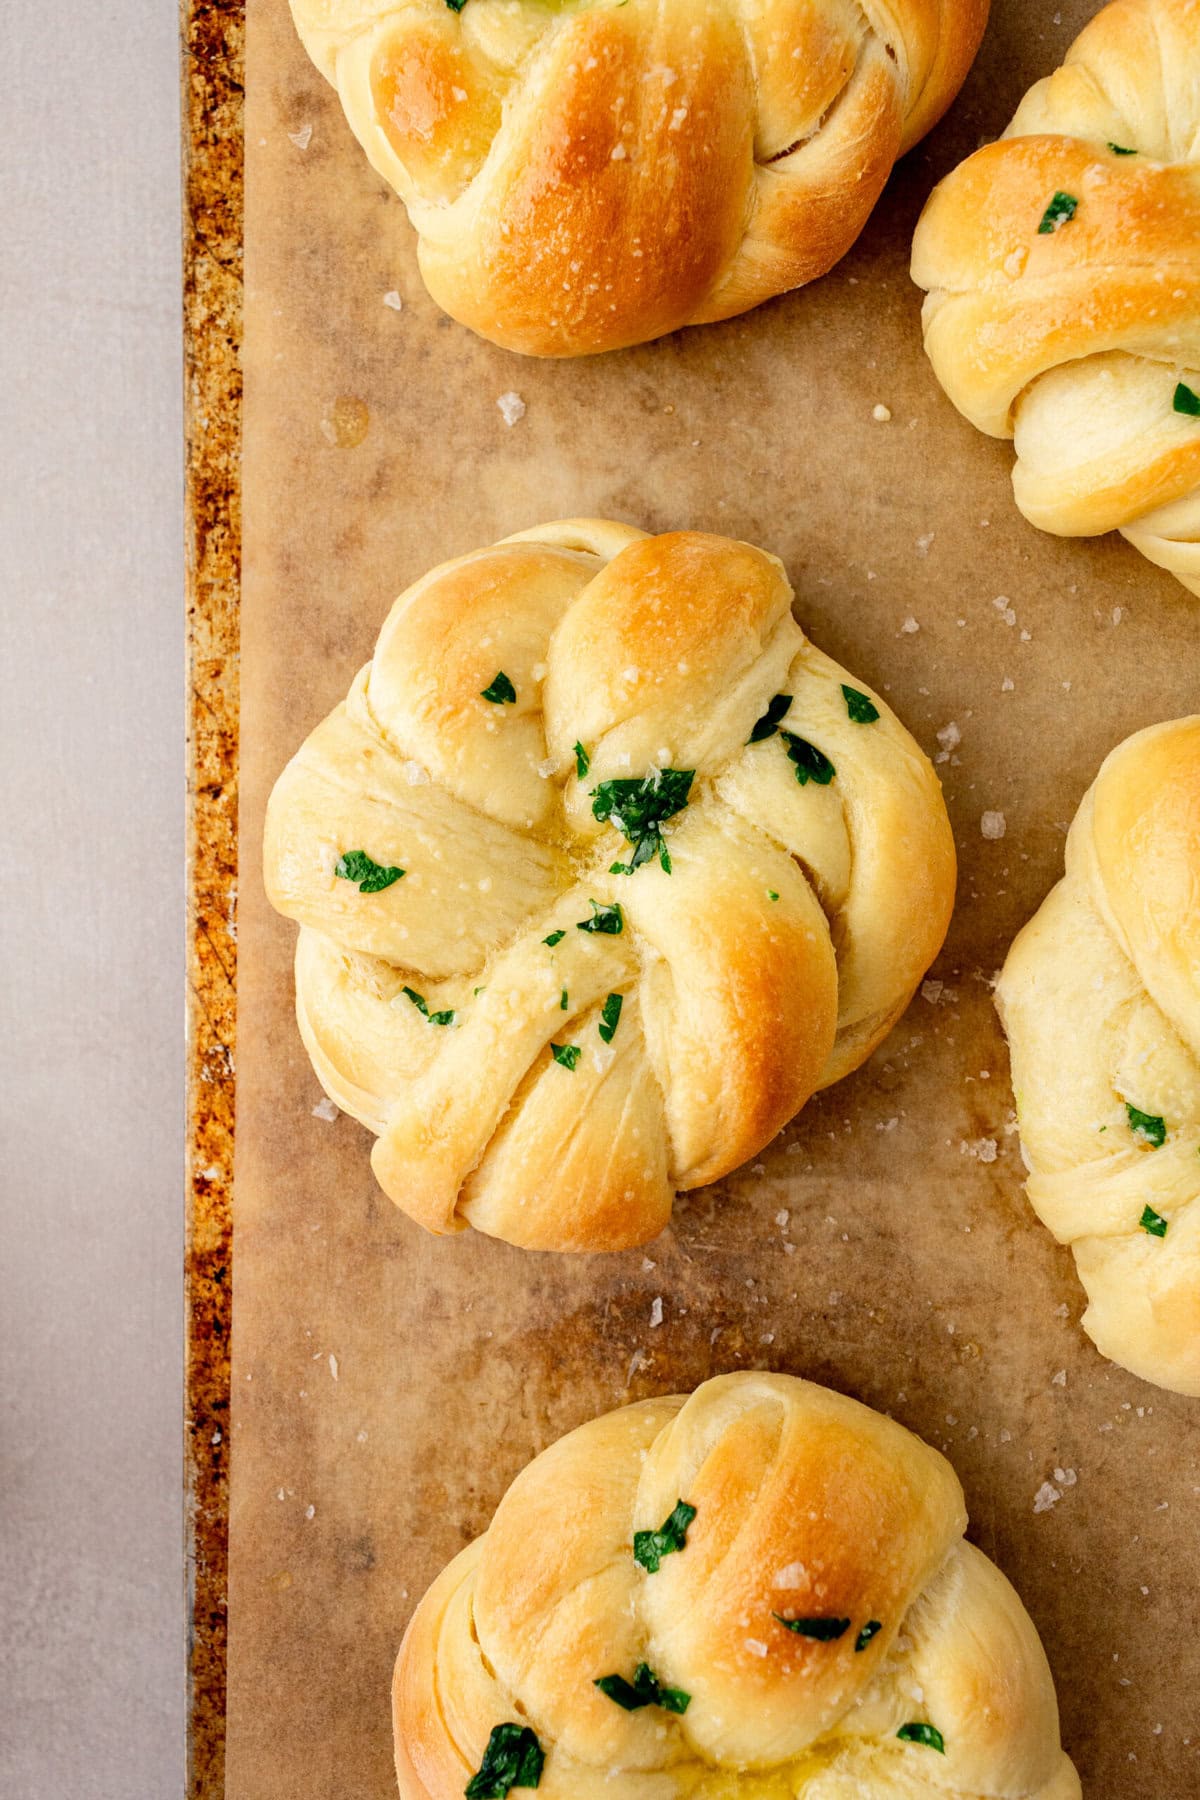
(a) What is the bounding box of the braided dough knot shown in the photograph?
[997,716,1200,1396]
[263,521,954,1252]
[393,1373,1080,1797]
[289,0,988,354]
[912,0,1200,594]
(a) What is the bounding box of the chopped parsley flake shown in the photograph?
[1037,191,1078,233]
[1127,1104,1166,1148]
[598,993,623,1044]
[445,0,469,12]
[334,849,404,893]
[1174,381,1200,417]
[577,899,624,936]
[465,1723,544,1798]
[560,989,569,1011]
[772,1614,850,1641]
[550,1043,581,1070]
[782,732,835,786]
[481,671,516,704]
[842,684,880,724]
[595,1664,690,1715]
[855,1620,882,1653]
[592,768,694,875]
[402,986,455,1027]
[767,889,779,901]
[897,1723,945,1754]
[1108,142,1137,154]
[633,1499,695,1572]
[574,741,590,779]
[1140,1204,1169,1238]
[543,929,565,947]
[748,693,793,743]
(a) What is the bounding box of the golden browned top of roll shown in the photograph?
[392,1371,1080,1797]
[263,520,955,1253]
[289,0,989,355]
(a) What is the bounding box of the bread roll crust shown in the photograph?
[391,1372,1080,1798]
[263,520,955,1253]
[996,717,1200,1396]
[912,0,1200,594]
[289,0,989,356]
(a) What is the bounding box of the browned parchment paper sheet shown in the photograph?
[229,4,1200,1793]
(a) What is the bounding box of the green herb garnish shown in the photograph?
[445,0,469,12]
[781,732,835,786]
[598,993,623,1044]
[748,693,793,743]
[595,1664,690,1715]
[543,929,565,947]
[1174,381,1200,417]
[842,684,880,724]
[559,989,569,1011]
[772,1614,850,1641]
[481,672,516,704]
[402,986,455,1027]
[465,1723,544,1798]
[574,741,590,779]
[1108,142,1137,155]
[592,768,694,875]
[577,899,624,936]
[1037,191,1078,233]
[767,889,779,901]
[854,1620,882,1653]
[551,1043,581,1070]
[897,1723,945,1754]
[633,1499,695,1572]
[334,849,404,893]
[1127,1104,1167,1148]
[1140,1204,1169,1238]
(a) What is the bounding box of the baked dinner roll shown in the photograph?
[289,0,989,357]
[392,1371,1080,1798]
[263,519,955,1252]
[996,717,1200,1397]
[911,0,1200,596]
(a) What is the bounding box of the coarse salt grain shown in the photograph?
[288,124,313,150]
[383,290,403,311]
[872,403,892,422]
[981,810,1007,840]
[649,1296,664,1328]
[1033,1481,1062,1513]
[900,615,920,634]
[496,391,526,427]
[329,1354,339,1382]
[312,1095,338,1122]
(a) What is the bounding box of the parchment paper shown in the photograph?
[228,3,1200,1793]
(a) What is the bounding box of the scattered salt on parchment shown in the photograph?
[496,391,526,427]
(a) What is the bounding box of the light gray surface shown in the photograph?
[0,5,186,1796]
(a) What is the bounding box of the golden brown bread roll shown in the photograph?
[392,1371,1080,1798]
[996,717,1200,1397]
[263,519,955,1253]
[289,0,989,356]
[911,0,1200,596]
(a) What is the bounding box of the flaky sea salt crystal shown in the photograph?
[649,1297,664,1328]
[288,124,313,150]
[872,403,892,422]
[900,616,920,633]
[981,810,1007,840]
[383,290,403,311]
[1033,1481,1062,1514]
[496,391,526,427]
[312,1095,338,1122]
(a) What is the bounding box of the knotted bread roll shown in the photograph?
[912,0,1200,596]
[289,0,989,356]
[996,717,1200,1397]
[392,1371,1080,1799]
[263,520,955,1253]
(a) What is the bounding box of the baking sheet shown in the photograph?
[228,3,1200,1793]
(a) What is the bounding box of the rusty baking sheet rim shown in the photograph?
[183,1,243,1794]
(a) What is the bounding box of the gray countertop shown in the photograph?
[0,5,185,1793]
